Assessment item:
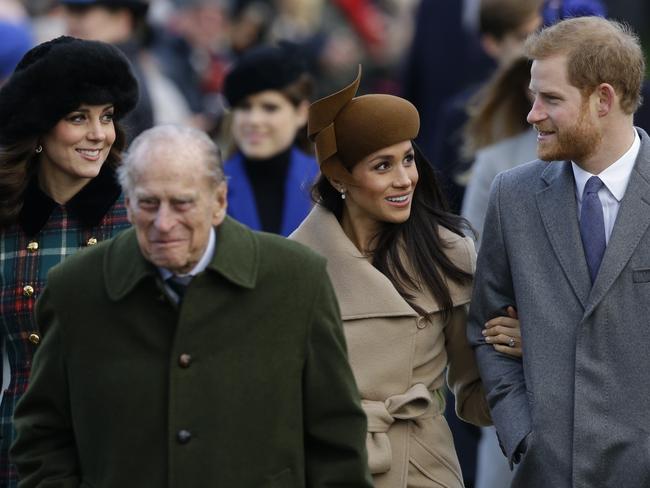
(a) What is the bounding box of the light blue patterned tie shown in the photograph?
[580,176,606,283]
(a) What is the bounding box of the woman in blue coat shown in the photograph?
[222,42,318,236]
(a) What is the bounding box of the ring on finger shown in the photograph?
[508,337,516,348]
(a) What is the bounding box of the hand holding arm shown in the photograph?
[483,306,522,358]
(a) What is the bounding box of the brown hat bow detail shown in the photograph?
[307,65,420,184]
[307,66,361,163]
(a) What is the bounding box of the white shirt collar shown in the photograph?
[159,226,216,280]
[572,129,640,202]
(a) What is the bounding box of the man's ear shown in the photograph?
[212,181,228,226]
[594,83,616,117]
[125,196,133,224]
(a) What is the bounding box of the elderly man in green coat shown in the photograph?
[11,125,372,488]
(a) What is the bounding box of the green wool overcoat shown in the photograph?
[11,217,372,488]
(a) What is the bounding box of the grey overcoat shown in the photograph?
[467,128,650,488]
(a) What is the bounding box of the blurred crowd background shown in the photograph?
[2,1,647,135]
[0,0,648,200]
[0,1,648,487]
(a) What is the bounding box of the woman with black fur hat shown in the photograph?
[0,36,138,486]
[222,42,318,237]
[291,68,522,488]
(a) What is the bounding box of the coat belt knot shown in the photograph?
[362,383,445,474]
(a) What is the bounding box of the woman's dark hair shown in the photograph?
[278,73,314,155]
[312,142,474,320]
[0,122,126,228]
[279,72,314,107]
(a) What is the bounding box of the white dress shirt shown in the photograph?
[159,227,216,301]
[572,129,640,244]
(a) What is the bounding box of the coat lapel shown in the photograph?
[291,206,417,319]
[104,228,158,301]
[105,218,259,301]
[536,161,591,309]
[207,217,258,289]
[585,129,650,317]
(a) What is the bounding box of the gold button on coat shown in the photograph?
[28,333,40,345]
[27,241,39,252]
[23,285,34,297]
[86,237,98,246]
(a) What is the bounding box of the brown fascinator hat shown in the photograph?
[308,66,420,184]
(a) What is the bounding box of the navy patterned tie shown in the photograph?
[166,275,192,302]
[580,176,606,283]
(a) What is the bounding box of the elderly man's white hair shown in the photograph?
[117,124,224,196]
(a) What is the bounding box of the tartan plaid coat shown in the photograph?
[0,166,130,486]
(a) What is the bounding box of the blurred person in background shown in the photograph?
[228,0,412,99]
[59,0,191,137]
[0,21,34,85]
[431,0,543,212]
[543,0,606,24]
[0,0,34,85]
[221,42,318,236]
[401,0,501,174]
[0,36,138,486]
[462,56,535,246]
[156,0,233,133]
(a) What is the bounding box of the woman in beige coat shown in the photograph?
[291,69,521,488]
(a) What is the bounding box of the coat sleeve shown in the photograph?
[466,172,531,463]
[444,236,491,426]
[302,267,373,488]
[10,285,81,488]
[445,303,492,427]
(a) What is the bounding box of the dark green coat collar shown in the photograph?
[104,217,259,301]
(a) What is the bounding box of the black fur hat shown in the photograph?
[0,36,139,144]
[223,42,308,108]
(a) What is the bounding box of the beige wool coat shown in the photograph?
[291,206,491,488]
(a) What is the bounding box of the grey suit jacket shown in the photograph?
[468,128,650,488]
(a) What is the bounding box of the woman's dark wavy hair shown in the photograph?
[0,122,126,228]
[312,142,474,320]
